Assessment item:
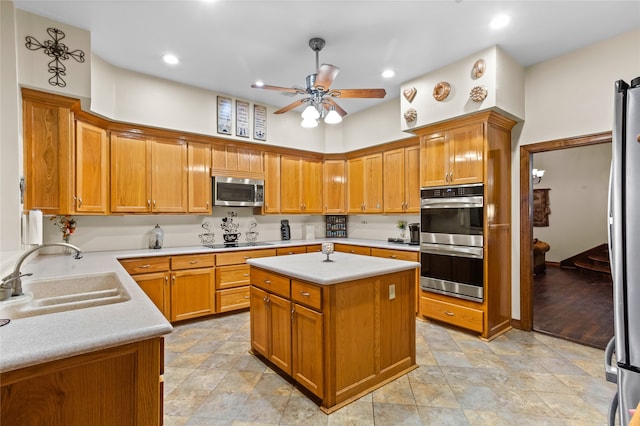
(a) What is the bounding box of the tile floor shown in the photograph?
[163,312,615,425]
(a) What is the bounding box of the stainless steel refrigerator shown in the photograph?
[605,76,640,426]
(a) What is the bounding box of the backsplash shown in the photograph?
[39,208,419,252]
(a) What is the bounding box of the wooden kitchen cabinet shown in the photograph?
[188,141,212,213]
[263,152,281,214]
[110,134,187,213]
[211,143,264,178]
[75,120,109,213]
[347,153,383,213]
[292,302,324,397]
[323,159,346,214]
[277,246,307,256]
[250,285,292,374]
[1,338,163,426]
[281,155,323,214]
[134,271,171,318]
[420,122,483,187]
[170,254,216,322]
[334,243,371,256]
[383,145,420,213]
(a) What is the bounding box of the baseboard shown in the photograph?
[510,318,523,330]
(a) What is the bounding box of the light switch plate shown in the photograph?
[389,284,396,300]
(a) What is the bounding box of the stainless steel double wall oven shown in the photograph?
[419,183,484,302]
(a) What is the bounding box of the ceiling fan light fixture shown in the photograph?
[302,104,320,120]
[301,117,318,128]
[324,108,342,124]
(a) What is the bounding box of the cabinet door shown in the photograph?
[323,160,346,214]
[404,145,421,213]
[292,303,324,397]
[302,158,323,213]
[75,121,108,213]
[383,148,406,213]
[420,133,448,187]
[171,268,215,321]
[347,157,365,213]
[363,153,383,213]
[263,152,280,214]
[280,155,302,213]
[23,95,74,214]
[379,271,415,373]
[187,142,212,213]
[250,286,270,358]
[269,293,292,375]
[133,272,170,319]
[152,139,188,213]
[449,123,484,184]
[111,135,151,213]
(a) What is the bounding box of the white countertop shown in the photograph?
[0,238,416,373]
[247,251,419,285]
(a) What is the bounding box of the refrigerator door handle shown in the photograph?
[605,336,618,383]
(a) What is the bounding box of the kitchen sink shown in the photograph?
[0,272,130,320]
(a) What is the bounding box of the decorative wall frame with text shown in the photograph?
[254,104,267,141]
[236,100,250,138]
[217,96,232,135]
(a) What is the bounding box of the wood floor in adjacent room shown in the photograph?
[533,264,614,350]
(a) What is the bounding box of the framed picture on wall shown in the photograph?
[236,100,250,138]
[217,96,232,135]
[254,104,267,141]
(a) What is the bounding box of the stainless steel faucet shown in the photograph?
[1,243,83,297]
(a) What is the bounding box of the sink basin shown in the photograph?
[0,272,130,319]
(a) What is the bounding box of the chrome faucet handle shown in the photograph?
[73,252,83,259]
[1,272,33,286]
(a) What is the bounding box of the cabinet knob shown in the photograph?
[243,295,250,299]
[164,276,168,284]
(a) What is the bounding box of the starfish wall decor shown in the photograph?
[25,27,85,88]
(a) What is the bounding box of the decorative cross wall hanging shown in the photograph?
[25,27,85,88]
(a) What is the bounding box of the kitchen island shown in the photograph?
[247,251,419,413]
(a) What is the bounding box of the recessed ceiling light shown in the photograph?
[489,14,510,29]
[163,54,179,65]
[382,69,395,79]
[254,80,264,87]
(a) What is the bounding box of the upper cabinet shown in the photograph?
[110,135,187,213]
[22,89,109,215]
[211,143,264,179]
[187,142,212,214]
[420,123,483,187]
[280,155,322,214]
[383,144,420,213]
[322,160,346,214]
[347,153,383,214]
[263,152,281,214]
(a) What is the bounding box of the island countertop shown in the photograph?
[246,251,419,285]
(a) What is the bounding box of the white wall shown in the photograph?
[532,143,611,262]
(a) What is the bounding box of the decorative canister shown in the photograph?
[149,224,164,249]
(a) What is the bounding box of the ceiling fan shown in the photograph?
[251,37,386,126]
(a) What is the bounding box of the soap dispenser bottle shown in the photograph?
[149,224,164,249]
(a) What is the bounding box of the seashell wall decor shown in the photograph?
[403,108,417,122]
[403,87,417,102]
[469,85,488,102]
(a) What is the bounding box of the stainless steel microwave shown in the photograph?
[213,176,264,207]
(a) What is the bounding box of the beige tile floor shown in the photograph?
[163,312,615,425]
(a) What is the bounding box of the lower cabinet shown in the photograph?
[419,291,484,334]
[0,338,163,426]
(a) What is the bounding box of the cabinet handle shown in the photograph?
[444,311,454,316]
[243,295,250,299]
[77,197,83,207]
[287,251,294,255]
[139,264,151,269]
[189,260,198,264]
[206,201,209,208]
[263,296,268,303]
[243,273,250,277]
[171,275,176,285]
[153,200,157,209]
[244,256,251,260]
[147,200,151,208]
[300,291,310,297]
[164,276,168,285]
[389,255,397,259]
[264,279,271,284]
[291,306,295,321]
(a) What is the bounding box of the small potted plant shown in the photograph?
[51,215,77,243]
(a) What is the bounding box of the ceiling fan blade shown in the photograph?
[313,64,340,91]
[251,84,306,95]
[274,98,308,114]
[328,88,387,99]
[324,98,348,116]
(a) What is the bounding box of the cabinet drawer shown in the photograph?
[171,253,216,270]
[216,286,250,313]
[277,246,306,256]
[216,248,277,266]
[421,296,483,333]
[119,256,170,275]
[334,244,371,256]
[306,244,323,253]
[371,248,418,262]
[291,280,321,311]
[216,264,251,289]
[251,268,290,299]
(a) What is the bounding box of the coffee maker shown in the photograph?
[408,223,420,245]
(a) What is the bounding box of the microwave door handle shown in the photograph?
[421,244,483,259]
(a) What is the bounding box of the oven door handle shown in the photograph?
[420,196,483,209]
[420,243,483,259]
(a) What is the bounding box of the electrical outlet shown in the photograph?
[389,284,396,300]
